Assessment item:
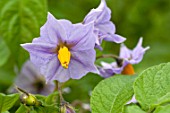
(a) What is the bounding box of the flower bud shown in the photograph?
[60,103,76,113]
[20,93,41,106]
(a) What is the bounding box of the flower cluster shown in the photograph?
[98,38,150,78]
[21,0,149,83]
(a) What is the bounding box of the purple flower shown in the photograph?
[98,38,149,77]
[21,13,99,83]
[119,37,150,64]
[83,0,126,50]
[8,61,55,96]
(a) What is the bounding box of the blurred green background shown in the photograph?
[0,0,170,112]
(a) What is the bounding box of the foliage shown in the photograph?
[91,75,135,113]
[91,62,170,113]
[0,93,19,112]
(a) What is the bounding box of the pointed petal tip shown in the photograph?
[137,37,143,45]
[20,43,28,49]
[47,12,56,21]
[113,34,127,43]
[20,44,24,47]
[145,46,150,51]
[47,12,53,17]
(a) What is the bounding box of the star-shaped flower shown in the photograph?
[21,13,99,83]
[98,38,149,77]
[83,0,126,50]
[120,38,150,64]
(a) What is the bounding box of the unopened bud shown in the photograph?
[20,93,41,106]
[60,102,76,113]
[16,86,42,106]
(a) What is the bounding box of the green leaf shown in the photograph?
[35,92,59,106]
[35,95,46,105]
[2,111,10,113]
[153,105,170,113]
[45,91,58,105]
[0,0,47,68]
[151,92,170,109]
[134,62,170,111]
[0,38,10,67]
[34,105,58,113]
[123,104,146,113]
[15,104,31,113]
[91,75,135,113]
[0,93,19,112]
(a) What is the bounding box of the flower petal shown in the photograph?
[58,19,73,39]
[131,38,150,64]
[39,22,54,44]
[69,23,96,51]
[101,61,113,69]
[54,66,71,83]
[83,9,102,24]
[69,49,99,79]
[46,12,67,43]
[104,34,126,43]
[98,67,114,78]
[42,56,70,83]
[119,43,132,59]
[21,41,56,68]
[83,0,111,24]
[95,21,116,35]
[95,0,111,24]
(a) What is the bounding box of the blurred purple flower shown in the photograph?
[83,0,126,50]
[8,61,55,96]
[21,13,99,83]
[98,38,149,77]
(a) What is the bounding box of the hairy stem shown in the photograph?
[96,54,120,60]
[96,54,124,67]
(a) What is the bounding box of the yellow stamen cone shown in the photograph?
[58,46,71,69]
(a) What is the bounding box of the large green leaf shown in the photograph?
[0,38,10,67]
[0,0,47,68]
[0,93,19,112]
[153,105,170,113]
[151,92,170,109]
[123,104,146,113]
[91,75,135,113]
[134,62,170,111]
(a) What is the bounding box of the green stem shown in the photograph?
[57,81,65,103]
[96,54,124,67]
[96,54,120,60]
[15,85,29,96]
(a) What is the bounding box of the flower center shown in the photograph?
[58,46,71,69]
[121,64,135,75]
